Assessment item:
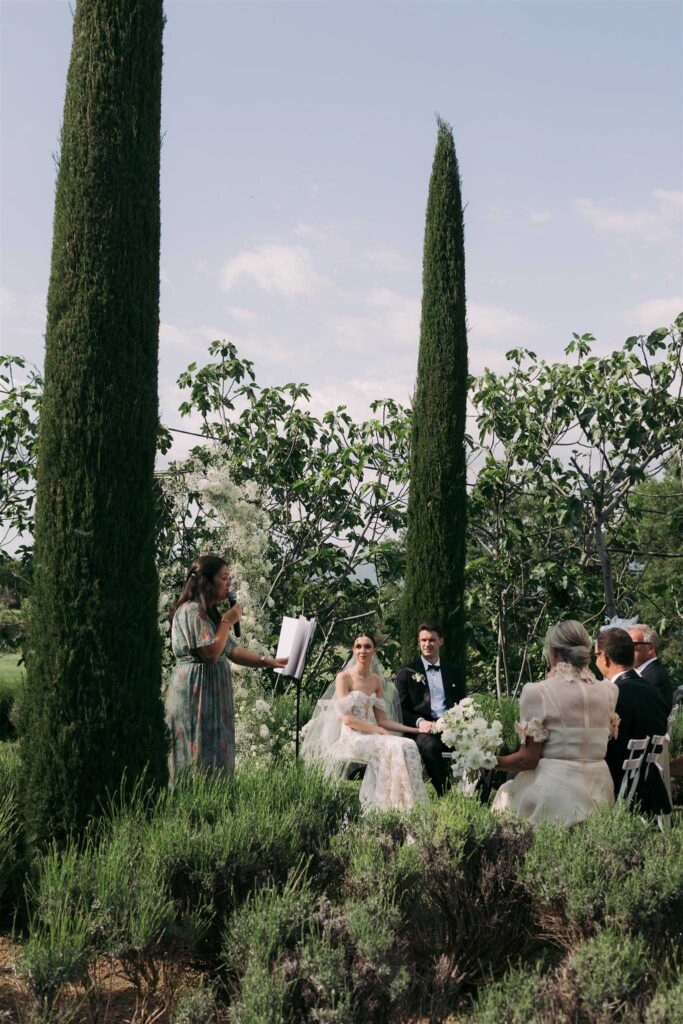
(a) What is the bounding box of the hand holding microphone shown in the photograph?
[227,589,241,638]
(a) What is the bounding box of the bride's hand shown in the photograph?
[376,727,389,735]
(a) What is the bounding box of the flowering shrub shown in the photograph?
[234,684,299,768]
[433,696,503,789]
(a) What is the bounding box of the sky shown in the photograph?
[1,0,682,459]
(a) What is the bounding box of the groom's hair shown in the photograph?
[418,621,443,637]
[596,627,635,668]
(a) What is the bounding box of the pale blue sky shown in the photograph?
[2,0,681,453]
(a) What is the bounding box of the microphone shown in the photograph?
[227,590,241,638]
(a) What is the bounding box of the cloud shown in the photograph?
[0,287,16,313]
[220,243,329,297]
[227,306,257,323]
[630,296,683,330]
[293,221,337,243]
[358,246,411,273]
[468,302,537,340]
[573,189,683,244]
[330,288,420,355]
[159,322,200,351]
[528,210,552,225]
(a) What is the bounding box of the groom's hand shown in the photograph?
[417,719,433,733]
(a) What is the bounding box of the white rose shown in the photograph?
[259,724,270,738]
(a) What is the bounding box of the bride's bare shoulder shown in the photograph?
[335,670,353,694]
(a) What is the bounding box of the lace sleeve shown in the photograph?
[335,693,357,716]
[515,718,549,743]
[516,684,549,743]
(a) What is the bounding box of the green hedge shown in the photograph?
[3,762,683,1021]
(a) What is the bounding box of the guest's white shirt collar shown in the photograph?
[611,669,633,685]
[636,657,657,674]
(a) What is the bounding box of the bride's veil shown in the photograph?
[299,652,402,776]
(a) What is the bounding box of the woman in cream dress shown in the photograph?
[492,620,619,825]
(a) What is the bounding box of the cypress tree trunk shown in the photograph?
[21,0,167,846]
[400,119,468,670]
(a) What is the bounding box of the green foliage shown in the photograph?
[569,928,648,1017]
[645,971,683,1024]
[521,805,683,945]
[472,693,520,753]
[470,321,683,692]
[21,0,167,848]
[171,980,219,1024]
[165,339,411,686]
[4,762,683,1020]
[401,117,468,668]
[468,964,549,1024]
[0,356,41,561]
[0,742,22,914]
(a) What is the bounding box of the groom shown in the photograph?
[396,621,465,795]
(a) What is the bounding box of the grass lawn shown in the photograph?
[0,653,23,686]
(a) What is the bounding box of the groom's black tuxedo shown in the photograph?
[396,657,466,795]
[605,669,671,816]
[396,658,465,728]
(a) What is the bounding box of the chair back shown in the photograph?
[615,736,650,808]
[643,734,668,782]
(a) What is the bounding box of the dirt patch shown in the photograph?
[0,934,221,1023]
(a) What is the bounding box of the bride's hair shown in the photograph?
[545,620,591,669]
[351,631,377,648]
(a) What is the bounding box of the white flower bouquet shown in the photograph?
[433,697,503,792]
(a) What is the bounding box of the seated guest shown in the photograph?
[628,624,675,712]
[596,627,671,815]
[492,620,619,825]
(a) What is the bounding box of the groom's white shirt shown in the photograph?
[420,655,447,718]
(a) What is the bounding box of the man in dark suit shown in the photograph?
[628,624,675,712]
[395,621,465,795]
[596,627,671,815]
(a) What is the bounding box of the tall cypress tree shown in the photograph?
[22,0,167,846]
[400,119,468,669]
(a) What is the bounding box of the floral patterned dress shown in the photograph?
[165,602,237,781]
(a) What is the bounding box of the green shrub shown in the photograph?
[171,980,219,1024]
[670,706,683,759]
[229,959,291,1024]
[645,970,683,1024]
[221,868,315,984]
[17,841,97,1010]
[468,964,550,1023]
[568,928,649,1018]
[0,742,21,912]
[326,795,535,1018]
[521,805,683,946]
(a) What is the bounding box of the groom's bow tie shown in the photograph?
[427,663,441,672]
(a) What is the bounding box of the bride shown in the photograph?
[301,632,428,812]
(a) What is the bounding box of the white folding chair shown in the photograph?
[615,736,650,808]
[645,726,675,831]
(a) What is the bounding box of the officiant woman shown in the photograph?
[165,555,287,781]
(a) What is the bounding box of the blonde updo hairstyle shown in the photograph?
[544,619,592,670]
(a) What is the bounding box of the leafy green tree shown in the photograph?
[614,458,683,674]
[400,118,468,666]
[0,356,42,561]
[470,318,683,691]
[165,341,411,683]
[21,0,167,846]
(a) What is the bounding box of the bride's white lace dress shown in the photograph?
[332,691,428,812]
